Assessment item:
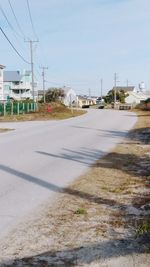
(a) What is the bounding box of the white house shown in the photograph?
[0,65,5,101]
[124,83,150,105]
[77,95,96,107]
[125,91,150,104]
[62,86,77,107]
[112,85,150,105]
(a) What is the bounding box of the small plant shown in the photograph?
[135,220,150,237]
[74,208,87,215]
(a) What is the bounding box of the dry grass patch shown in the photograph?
[0,103,86,122]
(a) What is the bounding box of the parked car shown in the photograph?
[98,104,104,109]
[82,104,90,108]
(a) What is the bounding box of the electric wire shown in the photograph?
[26,0,38,40]
[0,26,30,64]
[0,4,22,39]
[0,3,29,55]
[8,0,26,39]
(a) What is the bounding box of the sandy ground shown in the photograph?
[0,110,149,267]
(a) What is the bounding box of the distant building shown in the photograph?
[77,95,96,108]
[111,85,150,105]
[3,70,37,100]
[112,86,136,93]
[138,82,145,92]
[125,91,150,104]
[0,65,5,101]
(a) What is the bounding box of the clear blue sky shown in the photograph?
[0,0,150,95]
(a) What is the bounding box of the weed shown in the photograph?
[135,220,150,237]
[74,208,87,215]
[0,128,14,133]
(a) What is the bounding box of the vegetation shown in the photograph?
[0,102,86,122]
[74,208,87,215]
[136,220,150,237]
[0,128,14,132]
[104,89,127,104]
[40,88,65,103]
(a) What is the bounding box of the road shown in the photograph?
[0,109,137,240]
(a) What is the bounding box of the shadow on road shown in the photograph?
[0,164,118,207]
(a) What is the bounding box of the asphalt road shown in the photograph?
[0,109,137,240]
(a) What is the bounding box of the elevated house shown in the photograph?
[0,65,5,101]
[3,70,37,101]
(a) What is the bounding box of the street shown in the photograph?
[0,109,137,240]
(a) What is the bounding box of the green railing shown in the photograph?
[0,102,38,116]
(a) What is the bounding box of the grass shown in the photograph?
[135,220,150,237]
[0,103,86,122]
[0,128,14,133]
[74,208,87,215]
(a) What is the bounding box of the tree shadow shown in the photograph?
[0,164,118,207]
[129,127,150,145]
[94,151,150,178]
[1,234,150,266]
[36,147,105,167]
[71,125,128,138]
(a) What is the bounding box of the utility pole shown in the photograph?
[126,79,129,87]
[114,73,117,109]
[88,88,91,98]
[100,78,103,101]
[40,66,48,103]
[25,39,38,102]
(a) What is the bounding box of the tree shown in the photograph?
[104,89,127,104]
[45,88,65,102]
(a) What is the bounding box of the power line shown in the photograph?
[0,4,21,38]
[45,80,68,86]
[26,0,38,39]
[0,26,30,64]
[8,0,25,39]
[0,3,29,54]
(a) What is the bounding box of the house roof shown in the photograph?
[126,91,147,100]
[112,86,135,92]
[0,64,5,69]
[4,71,22,82]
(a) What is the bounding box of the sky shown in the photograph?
[0,0,150,96]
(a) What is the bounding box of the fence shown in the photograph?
[0,102,38,116]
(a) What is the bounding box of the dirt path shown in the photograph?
[0,111,150,267]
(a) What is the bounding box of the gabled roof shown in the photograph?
[112,86,135,92]
[0,64,5,69]
[4,71,22,82]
